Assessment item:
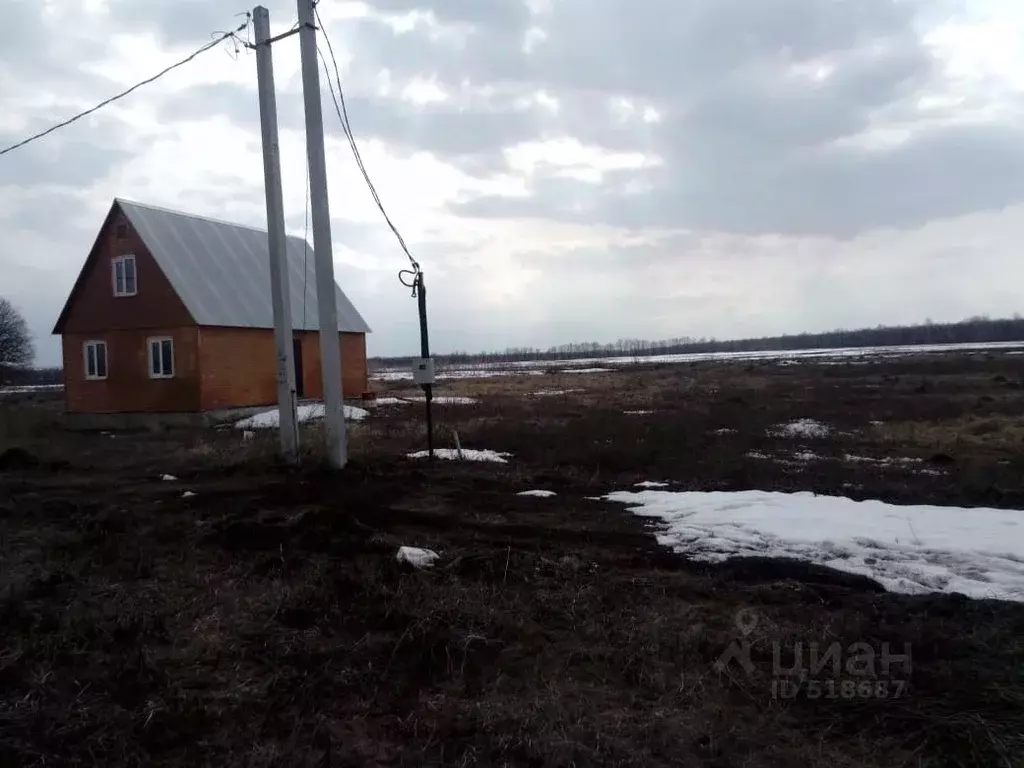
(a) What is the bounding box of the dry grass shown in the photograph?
[872,414,1024,452]
[0,402,64,446]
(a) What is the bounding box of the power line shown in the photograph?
[313,5,421,290]
[313,4,434,459]
[0,16,251,158]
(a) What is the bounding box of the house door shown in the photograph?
[292,339,305,399]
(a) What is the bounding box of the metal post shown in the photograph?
[254,5,298,463]
[417,271,434,459]
[297,0,347,469]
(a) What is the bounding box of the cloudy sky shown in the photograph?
[3,0,1024,366]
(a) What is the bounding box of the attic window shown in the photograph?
[112,254,137,297]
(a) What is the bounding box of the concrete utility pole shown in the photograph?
[253,5,299,463]
[297,0,347,469]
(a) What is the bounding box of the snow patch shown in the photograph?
[624,409,654,415]
[0,384,63,396]
[405,396,478,405]
[531,389,582,396]
[407,448,511,463]
[160,474,178,481]
[792,451,822,462]
[181,491,196,498]
[770,419,831,438]
[713,428,737,435]
[604,489,1024,601]
[635,481,670,489]
[372,368,544,382]
[234,403,369,429]
[367,397,408,406]
[396,546,439,569]
[844,454,923,467]
[518,490,557,498]
[369,342,1024,380]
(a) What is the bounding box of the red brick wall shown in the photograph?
[296,331,367,401]
[199,328,368,411]
[61,328,200,413]
[57,207,193,334]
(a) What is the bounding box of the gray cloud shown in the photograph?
[160,78,547,173]
[105,0,254,47]
[364,0,531,30]
[0,139,130,188]
[345,0,1024,237]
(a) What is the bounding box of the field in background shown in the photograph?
[3,351,1024,766]
[368,339,1024,381]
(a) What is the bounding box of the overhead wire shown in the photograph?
[312,5,422,296]
[0,15,252,158]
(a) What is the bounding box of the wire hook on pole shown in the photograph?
[399,266,420,297]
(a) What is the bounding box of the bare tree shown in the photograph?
[0,298,34,377]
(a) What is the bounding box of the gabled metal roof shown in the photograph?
[116,198,371,333]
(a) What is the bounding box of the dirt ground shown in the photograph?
[2,351,1024,767]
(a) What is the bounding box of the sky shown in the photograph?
[3,0,1024,367]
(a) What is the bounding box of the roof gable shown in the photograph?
[52,200,197,334]
[62,198,370,334]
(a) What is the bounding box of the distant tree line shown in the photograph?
[0,365,61,387]
[370,315,1024,369]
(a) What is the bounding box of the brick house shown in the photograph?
[52,199,371,429]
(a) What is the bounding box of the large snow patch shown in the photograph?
[603,489,1024,602]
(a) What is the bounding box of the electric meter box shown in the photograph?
[412,357,435,385]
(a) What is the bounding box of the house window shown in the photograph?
[84,341,107,380]
[148,337,174,378]
[112,254,137,297]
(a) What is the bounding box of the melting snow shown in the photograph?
[624,409,654,415]
[234,403,369,429]
[792,451,822,462]
[635,481,670,489]
[844,454,922,466]
[160,474,178,481]
[396,546,439,569]
[181,491,196,498]
[532,389,582,396]
[0,384,63,396]
[367,342,1024,381]
[518,490,556,498]
[367,397,408,406]
[372,369,544,381]
[405,396,478,405]
[604,489,1024,601]
[770,419,831,438]
[407,448,511,463]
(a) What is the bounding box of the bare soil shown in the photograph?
[2,351,1024,767]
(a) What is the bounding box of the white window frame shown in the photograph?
[147,336,175,379]
[83,340,108,381]
[111,254,137,297]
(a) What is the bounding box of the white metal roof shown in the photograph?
[117,199,371,333]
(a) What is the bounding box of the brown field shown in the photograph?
[2,352,1024,767]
